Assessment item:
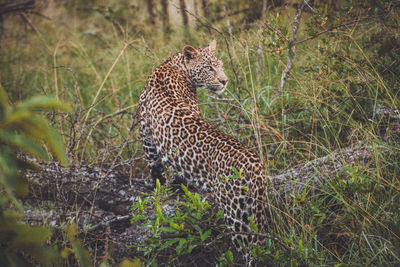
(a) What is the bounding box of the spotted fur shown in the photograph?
[138,40,268,263]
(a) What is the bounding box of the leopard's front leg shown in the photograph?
[140,122,166,185]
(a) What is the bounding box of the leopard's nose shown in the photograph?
[219,78,228,86]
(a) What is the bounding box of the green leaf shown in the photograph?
[216,210,224,221]
[4,114,69,166]
[16,96,70,112]
[159,238,180,250]
[0,131,50,161]
[181,184,192,199]
[176,238,186,255]
[7,224,52,248]
[28,116,68,166]
[297,239,303,256]
[194,193,202,208]
[3,109,32,128]
[3,210,24,221]
[156,179,161,193]
[274,250,280,260]
[225,250,234,264]
[200,229,211,242]
[159,227,177,233]
[169,221,182,231]
[155,202,163,220]
[66,225,91,267]
[194,224,202,235]
[137,196,143,213]
[72,239,91,267]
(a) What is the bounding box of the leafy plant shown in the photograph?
[131,180,227,265]
[0,84,69,266]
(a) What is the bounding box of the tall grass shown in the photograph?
[0,0,399,265]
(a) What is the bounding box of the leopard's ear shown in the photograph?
[182,45,200,60]
[208,40,216,51]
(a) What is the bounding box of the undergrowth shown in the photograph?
[131,180,229,266]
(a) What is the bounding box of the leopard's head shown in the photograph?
[182,40,228,95]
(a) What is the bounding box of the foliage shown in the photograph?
[0,84,69,265]
[131,180,229,265]
[0,85,92,266]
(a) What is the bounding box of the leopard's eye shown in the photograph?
[208,66,215,71]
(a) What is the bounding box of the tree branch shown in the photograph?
[273,0,305,100]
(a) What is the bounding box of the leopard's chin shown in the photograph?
[207,84,226,95]
[212,87,225,95]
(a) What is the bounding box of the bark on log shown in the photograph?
[270,142,378,195]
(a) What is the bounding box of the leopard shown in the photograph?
[138,40,268,264]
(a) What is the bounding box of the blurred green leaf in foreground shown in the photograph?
[0,83,70,266]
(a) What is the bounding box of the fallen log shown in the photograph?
[271,141,378,195]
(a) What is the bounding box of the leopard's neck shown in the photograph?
[153,53,200,115]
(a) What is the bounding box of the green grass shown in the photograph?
[0,0,399,265]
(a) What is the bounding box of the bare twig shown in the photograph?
[256,0,268,85]
[53,66,82,156]
[293,19,366,46]
[273,0,305,100]
[141,36,160,62]
[268,16,377,54]
[303,0,324,20]
[265,22,289,43]
[105,110,140,175]
[127,40,156,61]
